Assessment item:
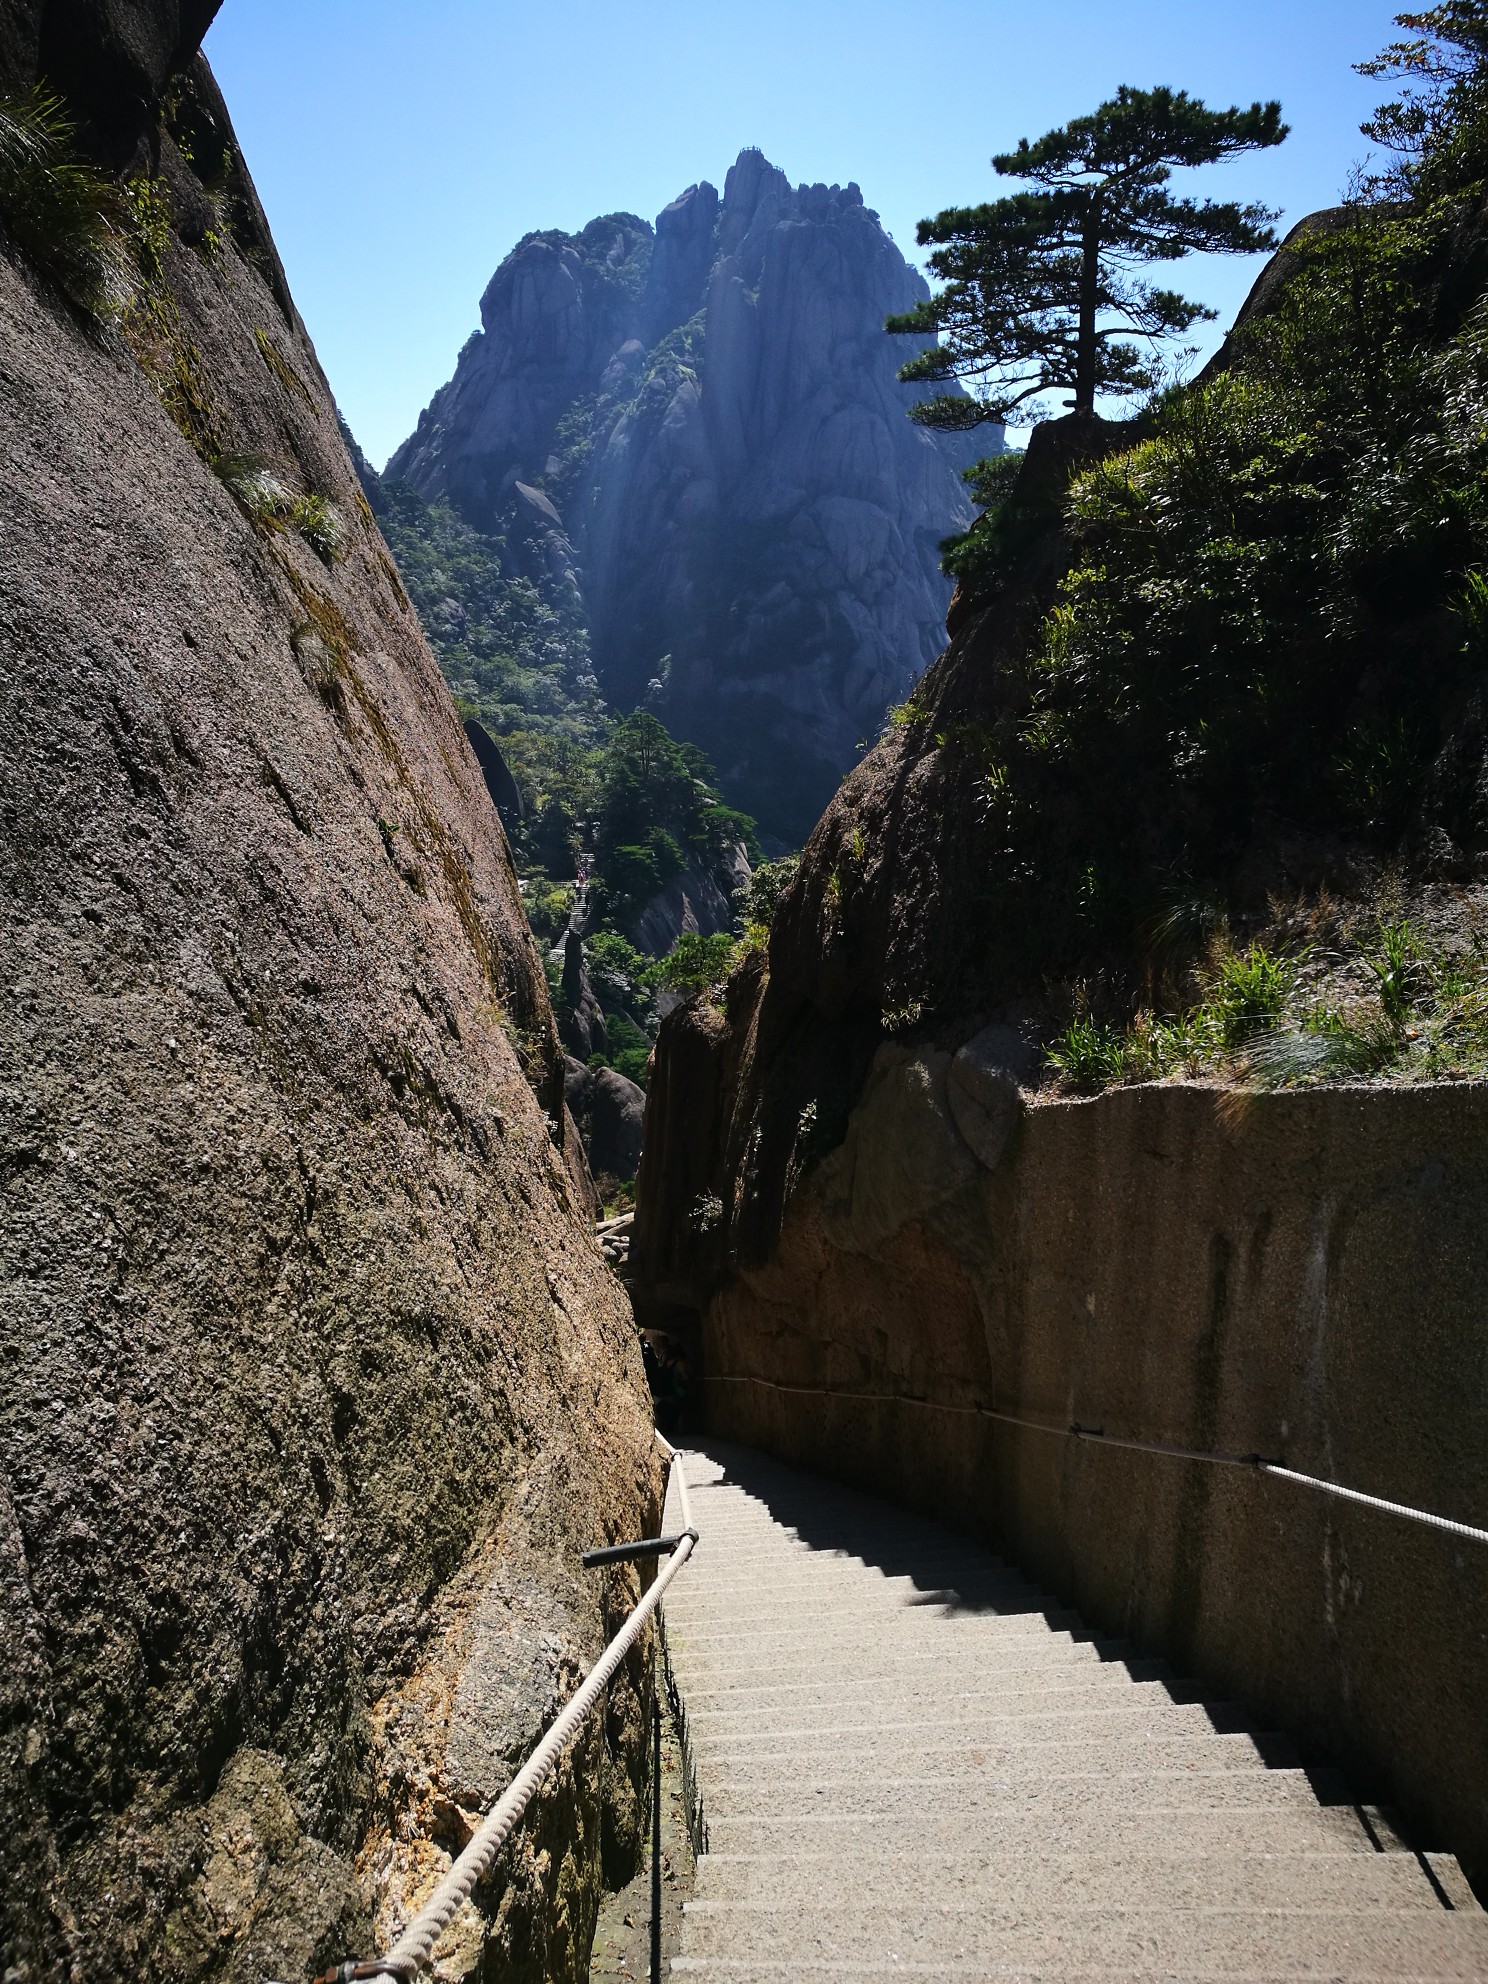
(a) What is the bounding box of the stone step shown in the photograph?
[689,1696,1234,1744]
[668,1615,1064,1648]
[673,1546,1020,1570]
[703,1767,1357,1823]
[669,1624,1068,1658]
[681,1668,1167,1725]
[673,1545,1015,1571]
[669,1609,1070,1648]
[691,1704,1276,1754]
[704,1807,1386,1861]
[668,1629,1096,1685]
[671,1634,1122,1685]
[665,1445,1481,1984]
[676,1656,1117,1699]
[682,1524,1007,1549]
[673,1903,1488,1974]
[662,1587,1039,1618]
[690,1847,1471,1912]
[682,1555,1023,1587]
[694,1731,1285,1781]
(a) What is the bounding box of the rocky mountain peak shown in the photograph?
[645,179,720,341]
[388,149,996,841]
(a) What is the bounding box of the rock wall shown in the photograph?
[657,1034,1488,1893]
[389,150,990,842]
[0,14,656,1982]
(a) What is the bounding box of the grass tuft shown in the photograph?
[210,453,346,562]
[289,490,347,564]
[0,88,131,317]
[1047,919,1488,1095]
[1045,1016,1129,1092]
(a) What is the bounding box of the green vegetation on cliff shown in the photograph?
[377,478,602,757]
[372,469,764,1092]
[1048,917,1488,1090]
[893,6,1488,1088]
[0,87,129,315]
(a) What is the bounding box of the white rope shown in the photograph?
[655,1428,693,1531]
[703,1372,1488,1548]
[1257,1463,1488,1548]
[367,1444,695,1982]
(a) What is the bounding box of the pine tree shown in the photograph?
[1357,3,1488,192]
[888,87,1288,427]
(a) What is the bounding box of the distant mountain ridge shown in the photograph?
[388,148,993,841]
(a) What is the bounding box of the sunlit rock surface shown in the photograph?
[389,150,991,842]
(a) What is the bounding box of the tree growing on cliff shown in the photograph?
[1358,2,1488,192]
[888,86,1288,425]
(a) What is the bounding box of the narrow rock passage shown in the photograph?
[661,1444,1487,1981]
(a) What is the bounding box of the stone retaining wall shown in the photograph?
[698,1067,1488,1893]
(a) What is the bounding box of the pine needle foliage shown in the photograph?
[889,87,1287,426]
[1358,0,1488,192]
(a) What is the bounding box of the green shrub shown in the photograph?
[602,1011,652,1083]
[928,169,1488,993]
[1363,917,1426,1031]
[1454,567,1488,656]
[738,854,800,946]
[0,88,130,317]
[940,450,1031,592]
[1334,716,1430,835]
[613,1046,651,1085]
[587,929,650,1015]
[525,882,574,944]
[1245,1009,1401,1084]
[646,931,738,998]
[700,801,762,864]
[601,840,666,907]
[212,452,296,523]
[289,491,347,564]
[587,928,647,978]
[1049,919,1488,1094]
[1116,1009,1203,1081]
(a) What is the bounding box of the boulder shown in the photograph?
[947,1025,1034,1171]
[591,1066,646,1179]
[628,851,743,955]
[464,716,526,824]
[565,1059,646,1182]
[818,1045,979,1256]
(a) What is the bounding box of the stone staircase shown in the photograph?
[661,1444,1488,1981]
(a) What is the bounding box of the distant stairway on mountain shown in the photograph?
[662,1445,1488,1982]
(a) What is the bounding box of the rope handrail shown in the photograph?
[703,1371,1488,1548]
[331,1434,694,1984]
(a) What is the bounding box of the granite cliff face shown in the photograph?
[0,7,656,1980]
[388,151,989,842]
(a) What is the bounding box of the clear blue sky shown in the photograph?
[205,0,1402,467]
